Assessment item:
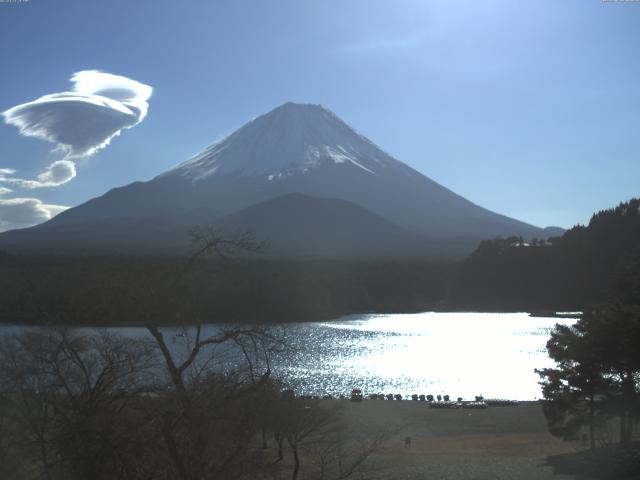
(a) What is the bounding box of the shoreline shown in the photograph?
[0,313,563,403]
[0,309,580,328]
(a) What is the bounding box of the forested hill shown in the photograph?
[452,198,640,311]
[1,199,638,325]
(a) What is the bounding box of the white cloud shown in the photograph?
[35,160,77,186]
[2,70,152,159]
[0,160,76,189]
[0,197,68,232]
[0,71,151,231]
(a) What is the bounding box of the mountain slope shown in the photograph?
[216,193,442,258]
[0,102,556,256]
[0,194,453,258]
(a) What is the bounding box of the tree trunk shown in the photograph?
[38,438,53,480]
[274,433,284,462]
[589,391,595,450]
[291,445,300,480]
[621,372,634,444]
[161,412,191,480]
[620,413,628,445]
[146,325,190,407]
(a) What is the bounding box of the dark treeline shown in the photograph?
[452,198,640,311]
[1,198,639,326]
[0,252,455,325]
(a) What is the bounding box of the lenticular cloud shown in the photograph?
[2,70,152,158]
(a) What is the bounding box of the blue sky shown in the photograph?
[0,0,638,230]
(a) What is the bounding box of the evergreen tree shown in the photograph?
[536,320,611,449]
[538,256,640,447]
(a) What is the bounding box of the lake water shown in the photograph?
[0,312,575,400]
[275,312,574,400]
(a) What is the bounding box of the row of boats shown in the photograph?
[350,389,517,406]
[282,389,518,407]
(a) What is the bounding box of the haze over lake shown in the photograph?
[1,312,573,400]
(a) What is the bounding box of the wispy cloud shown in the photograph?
[0,197,68,232]
[0,160,76,189]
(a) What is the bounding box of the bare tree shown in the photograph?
[137,229,285,480]
[261,397,389,480]
[282,400,340,480]
[312,429,388,480]
[0,330,157,480]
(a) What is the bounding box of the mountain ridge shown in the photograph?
[0,102,561,256]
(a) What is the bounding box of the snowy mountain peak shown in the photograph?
[162,102,398,181]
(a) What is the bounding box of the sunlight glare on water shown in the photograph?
[274,312,574,400]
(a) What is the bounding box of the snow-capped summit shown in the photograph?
[162,102,394,181]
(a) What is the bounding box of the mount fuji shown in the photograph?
[0,102,560,257]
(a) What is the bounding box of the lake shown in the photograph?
[0,312,575,400]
